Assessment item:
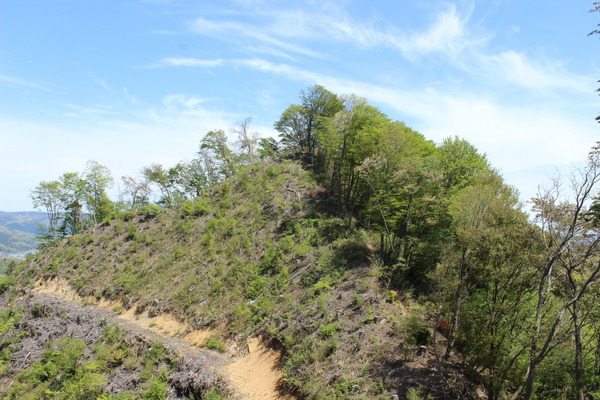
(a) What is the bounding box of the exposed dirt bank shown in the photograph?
[34,279,296,400]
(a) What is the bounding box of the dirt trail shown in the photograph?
[34,279,296,400]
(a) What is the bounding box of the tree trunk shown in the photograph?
[573,302,585,400]
[444,248,467,359]
[522,362,538,400]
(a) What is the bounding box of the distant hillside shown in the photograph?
[0,211,46,256]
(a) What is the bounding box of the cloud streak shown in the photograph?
[0,74,50,90]
[157,57,225,67]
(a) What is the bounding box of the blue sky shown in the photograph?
[0,0,598,212]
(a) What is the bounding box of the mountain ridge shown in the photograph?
[5,160,479,399]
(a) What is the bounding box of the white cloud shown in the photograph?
[198,2,482,61]
[64,103,121,117]
[162,94,212,112]
[0,74,49,90]
[189,17,323,58]
[157,57,225,67]
[480,50,592,93]
[395,4,478,60]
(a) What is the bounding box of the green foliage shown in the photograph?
[406,387,433,400]
[404,316,431,346]
[143,370,168,400]
[0,275,14,294]
[202,336,227,353]
[318,322,341,338]
[181,198,211,217]
[203,388,228,400]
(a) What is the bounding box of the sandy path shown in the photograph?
[35,279,296,400]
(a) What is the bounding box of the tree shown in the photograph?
[431,174,539,399]
[435,136,491,193]
[58,172,87,236]
[169,159,207,200]
[257,137,279,159]
[120,175,151,210]
[83,160,114,224]
[30,180,63,244]
[515,146,600,400]
[142,164,175,207]
[357,122,437,265]
[274,85,342,161]
[31,171,90,243]
[318,95,388,211]
[233,117,259,165]
[199,130,237,185]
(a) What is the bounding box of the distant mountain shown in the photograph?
[0,211,47,256]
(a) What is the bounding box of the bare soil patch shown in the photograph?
[226,337,295,400]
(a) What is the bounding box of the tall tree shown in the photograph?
[199,130,237,185]
[58,172,87,236]
[30,180,63,244]
[120,175,151,210]
[233,117,259,165]
[516,146,600,400]
[274,85,342,161]
[319,95,388,211]
[142,164,175,207]
[83,160,114,224]
[435,136,491,193]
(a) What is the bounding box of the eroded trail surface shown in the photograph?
[33,280,296,400]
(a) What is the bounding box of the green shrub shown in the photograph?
[203,388,227,400]
[405,316,431,346]
[319,322,341,338]
[140,204,162,216]
[181,198,211,217]
[125,224,137,240]
[202,336,227,353]
[0,276,14,295]
[246,276,267,299]
[143,371,168,400]
[406,386,433,400]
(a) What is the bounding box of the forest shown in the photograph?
[13,84,600,400]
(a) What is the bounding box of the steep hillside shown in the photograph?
[8,160,478,399]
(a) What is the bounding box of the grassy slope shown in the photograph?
[13,161,476,399]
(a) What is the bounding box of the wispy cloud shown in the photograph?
[162,94,210,112]
[0,74,50,90]
[267,3,481,61]
[479,50,592,93]
[189,17,323,58]
[157,57,225,67]
[393,4,481,60]
[187,2,483,62]
[64,103,121,117]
